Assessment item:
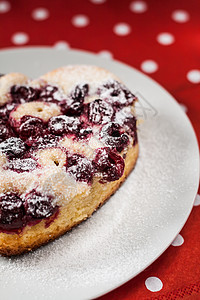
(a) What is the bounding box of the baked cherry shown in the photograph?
[60,84,88,116]
[66,154,93,183]
[48,115,80,136]
[77,123,93,139]
[0,192,25,229]
[39,85,61,102]
[0,107,7,120]
[100,122,129,152]
[60,97,84,116]
[93,147,124,182]
[18,116,44,141]
[0,103,17,121]
[99,80,136,108]
[40,134,58,147]
[87,99,114,125]
[31,134,58,150]
[5,103,17,116]
[115,111,137,144]
[0,121,13,142]
[0,137,26,159]
[10,85,40,103]
[123,115,137,144]
[6,158,38,173]
[25,190,56,219]
[71,84,89,100]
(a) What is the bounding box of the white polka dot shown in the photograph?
[113,23,131,36]
[90,0,106,4]
[129,1,147,13]
[32,8,49,21]
[0,1,10,13]
[172,234,184,246]
[72,15,89,28]
[54,41,70,50]
[157,33,175,45]
[180,103,188,113]
[11,32,29,45]
[145,277,163,292]
[172,10,190,23]
[141,60,158,73]
[187,70,200,84]
[98,50,113,59]
[194,194,200,206]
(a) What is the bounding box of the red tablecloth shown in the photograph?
[0,0,200,299]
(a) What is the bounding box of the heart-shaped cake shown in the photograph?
[0,65,138,256]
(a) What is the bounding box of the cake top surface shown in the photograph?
[0,65,137,232]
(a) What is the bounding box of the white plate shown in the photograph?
[0,47,199,300]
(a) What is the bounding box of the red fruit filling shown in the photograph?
[87,99,114,125]
[0,192,25,230]
[25,190,57,219]
[93,147,125,183]
[48,115,81,136]
[66,153,94,184]
[98,80,136,108]
[0,137,26,159]
[100,122,129,152]
[5,158,38,173]
[60,84,88,116]
[0,190,58,232]
[10,85,40,103]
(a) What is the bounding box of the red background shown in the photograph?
[0,0,199,298]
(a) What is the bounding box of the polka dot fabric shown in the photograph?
[0,0,199,299]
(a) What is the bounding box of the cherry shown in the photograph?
[10,85,40,103]
[25,190,56,219]
[87,99,114,125]
[30,134,58,150]
[0,103,18,122]
[0,120,13,142]
[71,84,89,100]
[6,158,38,173]
[0,137,26,159]
[77,123,93,139]
[60,97,84,116]
[48,115,80,136]
[0,192,25,229]
[115,111,137,144]
[18,116,44,141]
[0,107,7,120]
[100,122,129,152]
[93,147,124,183]
[60,84,89,116]
[66,154,93,183]
[39,85,61,102]
[99,80,136,108]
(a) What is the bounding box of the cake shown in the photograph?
[0,65,138,256]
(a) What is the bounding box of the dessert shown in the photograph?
[0,65,138,256]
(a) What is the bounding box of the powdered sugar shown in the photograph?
[98,79,136,107]
[25,190,56,218]
[0,137,26,159]
[48,115,80,135]
[115,106,133,124]
[5,158,38,172]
